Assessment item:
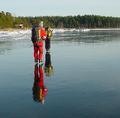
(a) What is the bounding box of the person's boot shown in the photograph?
[46,49,50,53]
[39,60,43,67]
[34,59,38,64]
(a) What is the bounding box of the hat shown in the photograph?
[39,21,44,27]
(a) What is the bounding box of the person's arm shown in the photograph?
[40,28,47,40]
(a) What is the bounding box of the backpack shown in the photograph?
[31,26,42,43]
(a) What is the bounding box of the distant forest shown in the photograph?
[1,11,120,29]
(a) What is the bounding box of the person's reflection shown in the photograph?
[32,64,48,104]
[44,52,54,77]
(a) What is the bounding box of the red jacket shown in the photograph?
[34,27,47,47]
[40,28,47,40]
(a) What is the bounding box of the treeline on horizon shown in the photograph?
[1,11,120,29]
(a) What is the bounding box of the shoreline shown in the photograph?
[0,28,120,32]
[0,28,30,32]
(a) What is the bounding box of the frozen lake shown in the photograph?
[0,29,120,118]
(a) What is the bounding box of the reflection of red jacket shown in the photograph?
[34,65,48,97]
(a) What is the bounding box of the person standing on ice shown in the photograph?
[31,21,47,65]
[45,26,53,52]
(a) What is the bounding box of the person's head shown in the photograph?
[45,26,51,30]
[45,66,54,77]
[45,26,49,31]
[32,87,45,104]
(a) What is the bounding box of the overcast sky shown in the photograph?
[0,0,120,17]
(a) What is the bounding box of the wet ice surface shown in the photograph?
[0,29,120,118]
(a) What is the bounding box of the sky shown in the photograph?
[0,0,120,17]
